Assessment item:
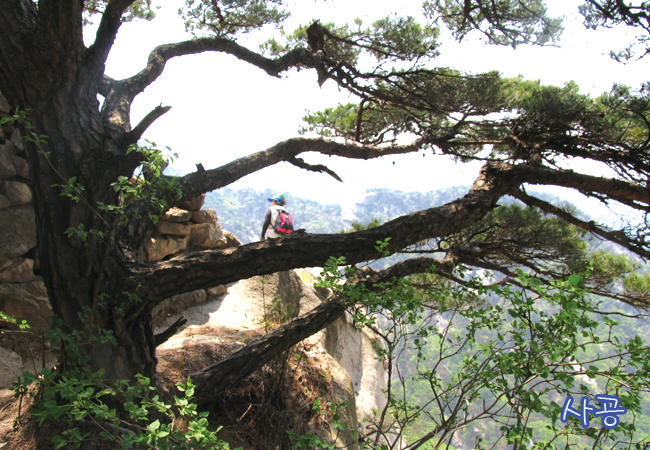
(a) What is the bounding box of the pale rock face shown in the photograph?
[140,235,189,262]
[191,209,218,224]
[325,313,388,423]
[155,269,388,445]
[162,207,192,222]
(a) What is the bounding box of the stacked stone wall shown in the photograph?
[139,194,241,327]
[0,91,51,329]
[0,90,241,330]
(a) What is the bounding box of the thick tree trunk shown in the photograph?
[0,1,158,383]
[29,113,158,382]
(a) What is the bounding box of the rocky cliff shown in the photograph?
[154,269,387,448]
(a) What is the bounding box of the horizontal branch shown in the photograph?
[175,137,428,198]
[127,160,650,309]
[501,164,650,207]
[129,161,510,307]
[119,136,431,248]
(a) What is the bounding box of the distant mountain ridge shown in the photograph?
[203,186,579,244]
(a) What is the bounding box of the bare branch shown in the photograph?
[119,136,431,247]
[154,316,187,346]
[287,156,343,182]
[122,104,172,146]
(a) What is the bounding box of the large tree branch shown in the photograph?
[119,136,432,249]
[503,164,650,207]
[128,162,511,309]
[190,297,346,404]
[127,161,650,311]
[98,75,116,97]
[85,0,138,70]
[100,38,314,142]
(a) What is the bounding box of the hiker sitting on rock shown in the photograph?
[261,194,294,240]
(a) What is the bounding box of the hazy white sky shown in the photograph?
[91,0,650,222]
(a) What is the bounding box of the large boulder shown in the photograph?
[220,230,242,248]
[9,128,23,151]
[0,258,35,283]
[189,222,226,249]
[191,209,218,224]
[139,235,189,262]
[178,194,205,211]
[9,155,29,179]
[153,220,190,237]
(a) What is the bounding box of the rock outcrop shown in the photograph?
[139,197,229,263]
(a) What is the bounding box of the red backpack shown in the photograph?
[273,209,294,234]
